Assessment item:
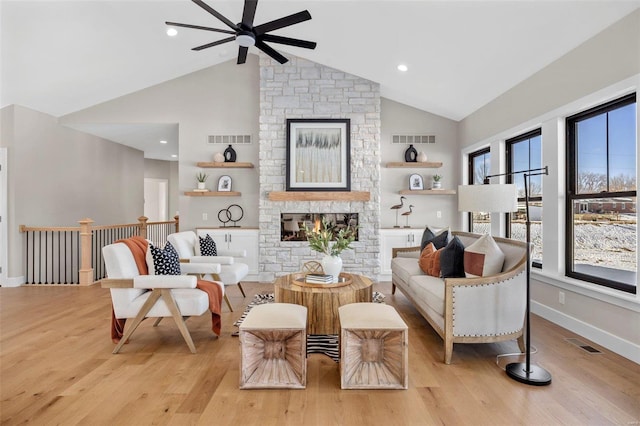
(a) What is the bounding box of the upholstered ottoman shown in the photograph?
[239,303,307,389]
[339,303,408,389]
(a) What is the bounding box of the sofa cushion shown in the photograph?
[409,274,445,317]
[420,226,450,251]
[146,242,181,276]
[391,256,423,285]
[199,234,218,256]
[440,236,465,278]
[464,234,505,277]
[418,243,441,277]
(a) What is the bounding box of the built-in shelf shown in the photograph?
[386,161,443,168]
[268,191,371,201]
[399,189,456,195]
[197,162,254,168]
[184,191,242,197]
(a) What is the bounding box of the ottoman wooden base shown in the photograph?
[339,303,408,389]
[239,303,307,389]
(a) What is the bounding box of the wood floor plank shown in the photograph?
[1,282,639,425]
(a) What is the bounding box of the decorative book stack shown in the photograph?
[305,274,333,284]
[192,188,209,192]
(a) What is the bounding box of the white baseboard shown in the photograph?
[533,301,640,365]
[1,276,25,287]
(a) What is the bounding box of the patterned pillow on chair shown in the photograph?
[147,242,181,275]
[199,234,218,256]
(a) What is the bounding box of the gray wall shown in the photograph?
[61,56,261,231]
[0,105,143,279]
[380,98,459,230]
[460,9,640,146]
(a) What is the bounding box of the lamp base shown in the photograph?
[506,362,552,386]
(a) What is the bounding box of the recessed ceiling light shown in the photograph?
[167,28,178,37]
[160,140,168,144]
[171,154,178,158]
[397,64,408,72]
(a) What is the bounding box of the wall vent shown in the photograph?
[208,134,252,145]
[392,134,436,144]
[565,338,603,354]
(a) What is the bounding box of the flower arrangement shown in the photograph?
[302,217,358,257]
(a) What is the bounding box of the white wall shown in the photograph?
[61,56,260,231]
[458,10,640,363]
[0,104,144,281]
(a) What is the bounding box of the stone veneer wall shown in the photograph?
[258,55,381,282]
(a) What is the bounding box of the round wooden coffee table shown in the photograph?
[273,273,373,335]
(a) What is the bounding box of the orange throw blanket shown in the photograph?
[110,236,223,343]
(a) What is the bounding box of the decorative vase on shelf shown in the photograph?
[321,255,342,283]
[197,182,206,190]
[417,151,428,162]
[404,144,417,162]
[224,145,237,162]
[213,152,225,163]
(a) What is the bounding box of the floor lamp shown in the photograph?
[458,166,551,386]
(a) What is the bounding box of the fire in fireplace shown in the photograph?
[281,213,359,242]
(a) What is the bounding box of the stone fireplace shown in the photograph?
[258,55,381,281]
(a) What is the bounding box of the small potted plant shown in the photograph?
[196,172,209,190]
[432,174,442,189]
[302,217,358,282]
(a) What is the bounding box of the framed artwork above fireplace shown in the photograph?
[286,118,351,191]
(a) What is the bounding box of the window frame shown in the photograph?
[505,129,543,268]
[565,93,637,294]
[467,147,491,233]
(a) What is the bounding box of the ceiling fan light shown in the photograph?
[236,33,255,48]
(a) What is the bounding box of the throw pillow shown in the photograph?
[439,236,465,278]
[146,241,181,275]
[199,234,218,256]
[418,242,441,277]
[464,234,505,278]
[420,226,450,251]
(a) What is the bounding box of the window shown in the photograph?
[566,93,636,294]
[506,129,542,267]
[468,148,491,233]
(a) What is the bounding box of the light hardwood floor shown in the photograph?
[1,282,639,425]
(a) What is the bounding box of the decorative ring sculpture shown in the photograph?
[218,204,244,227]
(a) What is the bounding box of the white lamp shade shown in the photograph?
[458,184,518,213]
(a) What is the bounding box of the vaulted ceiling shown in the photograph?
[2,0,639,158]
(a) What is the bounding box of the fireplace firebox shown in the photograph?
[281,213,359,242]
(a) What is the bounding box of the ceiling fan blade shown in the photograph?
[192,0,239,31]
[255,40,288,64]
[192,36,236,51]
[253,10,311,36]
[241,0,258,27]
[260,34,316,50]
[237,46,249,64]
[165,21,236,35]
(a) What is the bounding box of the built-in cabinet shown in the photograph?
[379,228,423,280]
[196,228,260,281]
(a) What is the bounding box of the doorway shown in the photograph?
[144,178,168,222]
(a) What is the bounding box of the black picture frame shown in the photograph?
[286,118,351,191]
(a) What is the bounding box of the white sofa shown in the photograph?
[391,231,528,364]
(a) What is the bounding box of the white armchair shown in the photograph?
[101,242,212,354]
[168,231,249,311]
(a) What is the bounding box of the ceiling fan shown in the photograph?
[166,0,317,65]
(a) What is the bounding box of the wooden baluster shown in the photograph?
[174,214,180,233]
[138,216,148,240]
[78,218,94,286]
